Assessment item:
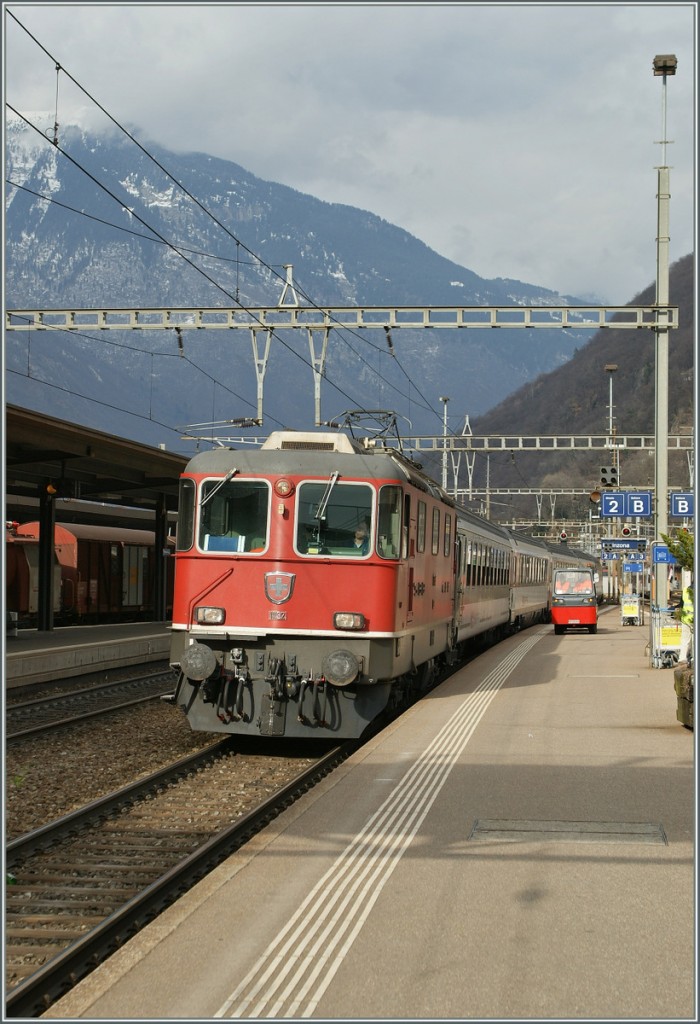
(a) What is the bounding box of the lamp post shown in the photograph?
[605,363,618,473]
[604,363,619,601]
[439,396,450,491]
[652,54,676,625]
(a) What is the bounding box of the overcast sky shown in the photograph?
[3,2,696,303]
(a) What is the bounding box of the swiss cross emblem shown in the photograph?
[264,572,295,604]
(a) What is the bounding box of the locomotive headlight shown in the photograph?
[195,606,226,624]
[334,612,366,631]
[180,642,217,681]
[322,649,360,687]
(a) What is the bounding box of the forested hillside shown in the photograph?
[464,253,694,521]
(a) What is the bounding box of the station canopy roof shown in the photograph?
[4,405,187,530]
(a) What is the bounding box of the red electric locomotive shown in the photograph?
[171,430,455,738]
[550,565,599,634]
[169,429,599,739]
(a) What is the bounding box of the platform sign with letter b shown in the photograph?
[626,492,652,518]
[670,493,694,517]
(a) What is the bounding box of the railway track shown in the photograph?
[5,669,177,739]
[5,737,354,1018]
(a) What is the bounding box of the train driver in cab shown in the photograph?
[353,524,370,555]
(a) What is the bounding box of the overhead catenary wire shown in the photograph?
[5,177,433,419]
[8,104,417,430]
[6,9,451,436]
[5,179,275,267]
[6,104,366,422]
[7,313,289,436]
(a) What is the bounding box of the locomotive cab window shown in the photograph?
[377,486,402,560]
[296,480,373,557]
[198,479,270,553]
[554,569,594,595]
[176,478,196,552]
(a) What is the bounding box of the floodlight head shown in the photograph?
[653,54,677,76]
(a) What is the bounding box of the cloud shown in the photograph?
[4,2,695,302]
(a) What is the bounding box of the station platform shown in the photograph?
[4,622,172,688]
[47,607,695,1021]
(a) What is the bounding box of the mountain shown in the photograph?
[462,252,695,521]
[5,112,600,452]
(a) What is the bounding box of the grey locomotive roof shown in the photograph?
[185,431,434,488]
[185,444,409,482]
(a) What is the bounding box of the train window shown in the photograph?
[199,479,270,553]
[431,508,440,556]
[417,501,426,553]
[377,486,402,560]
[176,479,196,552]
[465,539,473,587]
[296,480,373,557]
[554,569,594,595]
[444,514,452,558]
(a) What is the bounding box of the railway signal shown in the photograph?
[600,466,619,487]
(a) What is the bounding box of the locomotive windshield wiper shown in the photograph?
[314,470,340,521]
[200,467,238,507]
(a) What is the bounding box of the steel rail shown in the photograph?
[5,740,354,1018]
[6,671,176,740]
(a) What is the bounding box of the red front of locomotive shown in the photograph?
[550,567,598,635]
[170,439,412,738]
[172,471,401,635]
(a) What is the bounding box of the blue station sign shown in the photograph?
[670,493,694,517]
[600,491,652,518]
[623,562,644,573]
[600,492,625,517]
[626,492,653,517]
[601,538,645,550]
[652,544,677,565]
